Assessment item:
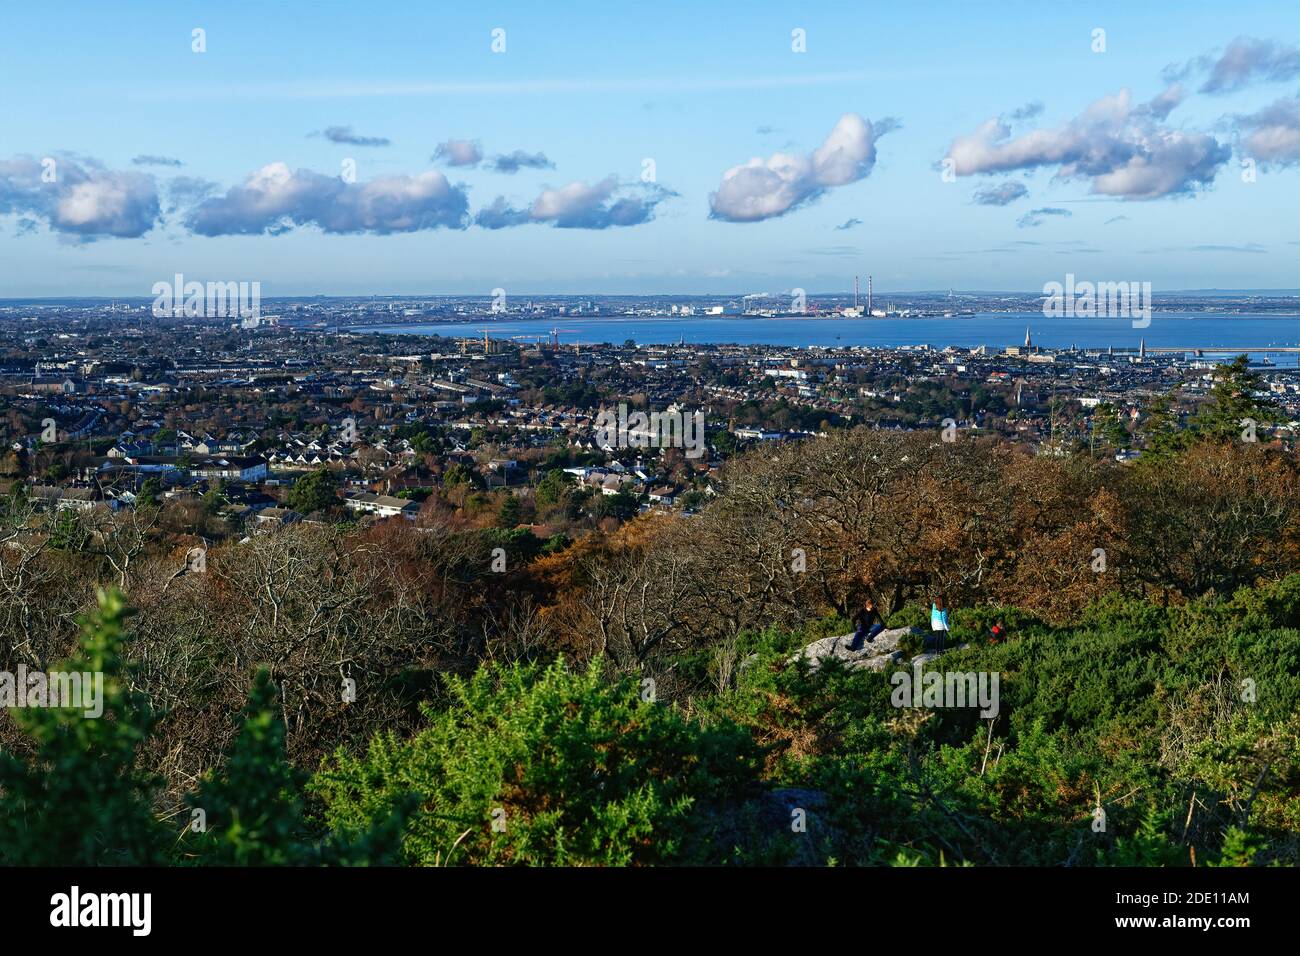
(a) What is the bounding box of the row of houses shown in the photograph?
[560,465,681,506]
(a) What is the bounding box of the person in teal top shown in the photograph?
[930,597,950,653]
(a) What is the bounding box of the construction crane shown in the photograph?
[549,327,578,349]
[475,328,494,354]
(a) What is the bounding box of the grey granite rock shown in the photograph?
[789,626,912,672]
[789,627,968,673]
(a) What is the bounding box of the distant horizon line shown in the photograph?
[3,288,1299,302]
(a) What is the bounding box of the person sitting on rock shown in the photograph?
[848,599,885,651]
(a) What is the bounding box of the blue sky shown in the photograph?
[1,0,1297,296]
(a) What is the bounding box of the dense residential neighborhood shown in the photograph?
[3,299,1297,541]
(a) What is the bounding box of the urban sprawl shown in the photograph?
[2,293,1297,538]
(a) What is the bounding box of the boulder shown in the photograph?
[788,628,968,673]
[788,626,913,673]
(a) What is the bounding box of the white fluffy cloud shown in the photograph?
[0,155,161,239]
[183,162,468,235]
[944,89,1229,199]
[1234,97,1300,167]
[433,139,483,167]
[709,113,896,222]
[475,177,670,229]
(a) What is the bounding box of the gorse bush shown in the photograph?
[685,578,1300,867]
[0,589,164,866]
[0,579,1296,866]
[312,659,764,865]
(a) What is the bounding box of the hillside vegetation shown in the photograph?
[1,384,1298,865]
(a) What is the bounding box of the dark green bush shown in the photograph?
[312,659,764,865]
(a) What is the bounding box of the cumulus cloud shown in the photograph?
[1233,96,1300,166]
[489,150,554,173]
[1016,207,1071,228]
[182,162,468,236]
[475,177,671,230]
[473,196,533,229]
[0,154,161,239]
[944,89,1229,199]
[708,113,897,222]
[1165,36,1300,94]
[433,139,483,167]
[321,125,391,147]
[972,181,1028,205]
[132,154,183,167]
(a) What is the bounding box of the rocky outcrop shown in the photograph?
[788,626,911,672]
[788,627,966,673]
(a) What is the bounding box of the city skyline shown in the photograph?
[2,0,1298,296]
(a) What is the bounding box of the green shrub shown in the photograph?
[0,589,166,865]
[312,658,764,865]
[184,670,406,866]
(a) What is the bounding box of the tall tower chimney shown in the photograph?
[854,275,859,310]
[868,275,873,316]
